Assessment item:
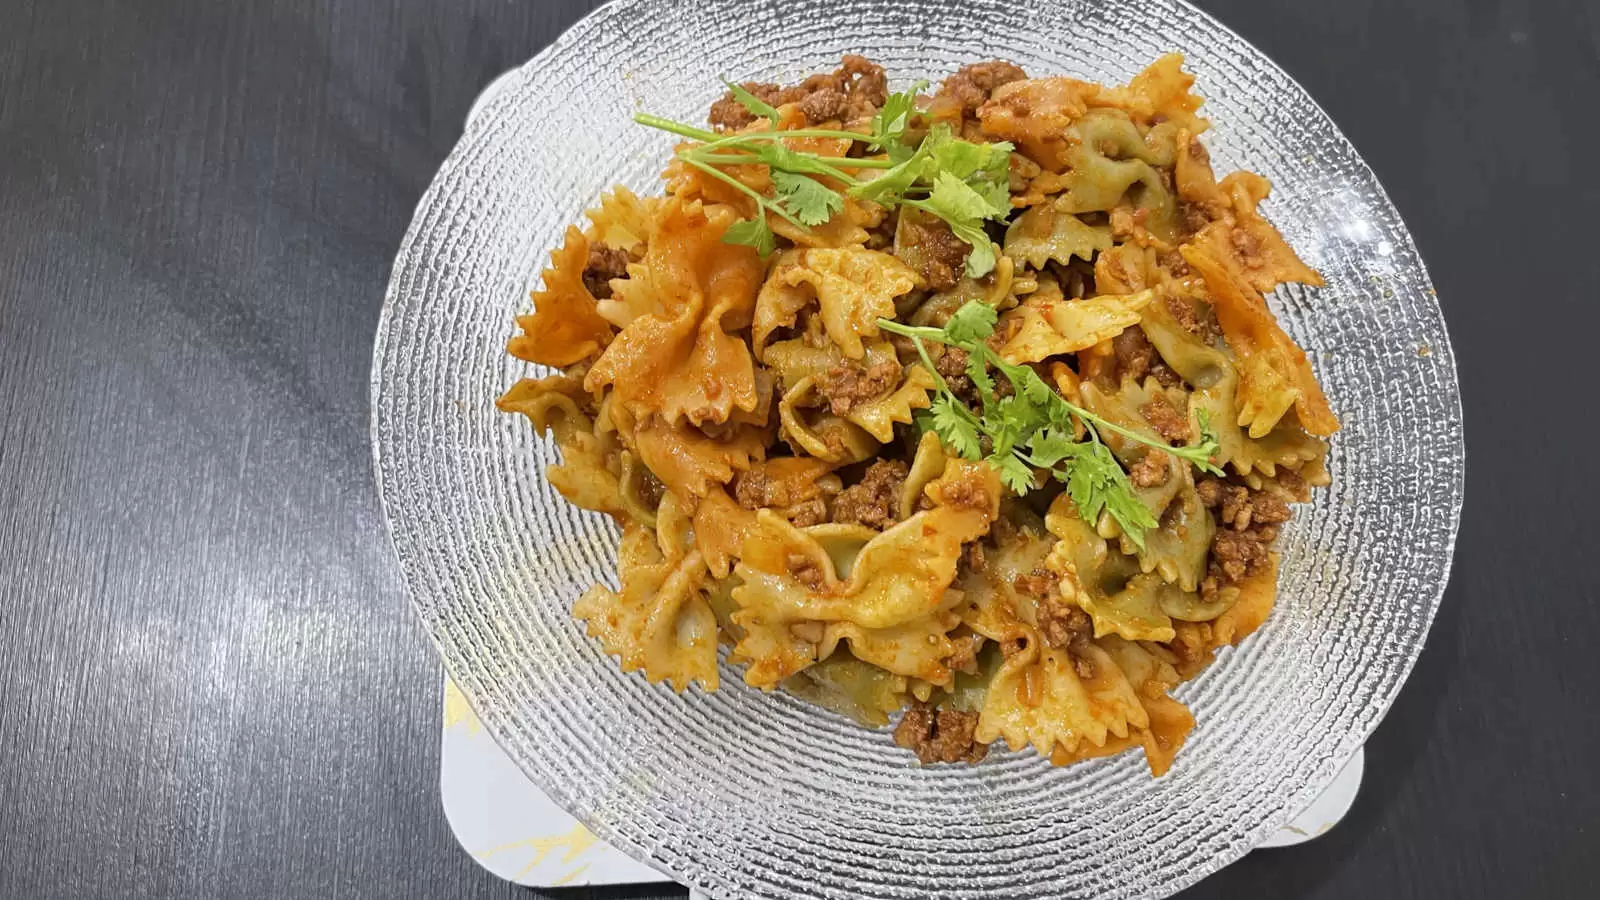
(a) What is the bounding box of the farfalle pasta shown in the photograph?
[499,54,1337,776]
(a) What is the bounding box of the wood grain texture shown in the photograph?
[0,0,1593,898]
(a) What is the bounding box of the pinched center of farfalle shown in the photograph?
[729,455,1001,689]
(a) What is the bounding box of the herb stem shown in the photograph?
[633,113,719,143]
[676,154,807,230]
[689,151,881,170]
[876,319,957,345]
[879,317,1218,469]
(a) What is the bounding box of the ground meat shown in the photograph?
[786,498,829,528]
[636,469,665,511]
[1000,636,1029,657]
[1127,449,1171,488]
[1270,467,1311,503]
[786,552,826,591]
[1209,525,1278,584]
[905,217,971,291]
[943,633,984,675]
[1229,224,1267,271]
[934,465,995,512]
[708,55,888,129]
[581,243,630,299]
[962,541,987,573]
[1198,477,1293,531]
[937,60,1028,116]
[798,87,847,123]
[1164,293,1202,333]
[1012,566,1055,599]
[710,89,764,130]
[1037,595,1092,652]
[1195,475,1228,510]
[1177,201,1213,240]
[1157,248,1192,279]
[1110,325,1184,389]
[1112,326,1160,382]
[935,346,984,406]
[1140,396,1191,444]
[893,704,988,764]
[733,469,774,509]
[1196,474,1296,592]
[817,358,902,416]
[831,459,908,529]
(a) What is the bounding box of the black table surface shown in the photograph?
[2,1,1595,897]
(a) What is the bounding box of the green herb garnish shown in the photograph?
[879,302,1223,548]
[633,80,1012,275]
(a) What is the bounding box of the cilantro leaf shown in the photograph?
[723,216,776,257]
[918,172,1004,277]
[922,170,1002,224]
[944,301,998,343]
[928,394,983,459]
[1027,428,1079,468]
[992,452,1035,494]
[847,140,933,206]
[950,220,998,278]
[963,351,996,407]
[771,170,844,226]
[1190,407,1225,475]
[868,79,928,153]
[720,78,780,125]
[759,143,848,179]
[929,137,1014,211]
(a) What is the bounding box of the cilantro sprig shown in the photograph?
[632,80,1012,276]
[877,302,1223,548]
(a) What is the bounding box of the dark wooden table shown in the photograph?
[1,1,1594,897]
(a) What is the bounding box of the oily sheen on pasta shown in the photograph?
[497,55,1336,776]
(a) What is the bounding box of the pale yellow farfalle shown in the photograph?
[764,339,934,444]
[821,602,964,685]
[629,413,767,503]
[979,76,1096,170]
[781,653,911,727]
[1045,496,1177,642]
[975,639,1145,758]
[957,517,1055,648]
[999,287,1154,364]
[1139,295,1329,477]
[729,459,1001,688]
[571,505,721,693]
[497,375,625,518]
[772,195,883,249]
[1034,636,1192,776]
[777,377,881,465]
[1184,235,1339,439]
[846,362,937,443]
[1003,200,1113,269]
[691,487,757,579]
[507,226,616,368]
[1169,554,1280,679]
[753,248,918,360]
[1098,53,1209,136]
[584,186,656,256]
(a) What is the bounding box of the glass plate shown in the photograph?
[371,1,1465,897]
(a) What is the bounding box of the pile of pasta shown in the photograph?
[498,55,1336,775]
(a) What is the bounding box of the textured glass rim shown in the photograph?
[370,0,1466,896]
